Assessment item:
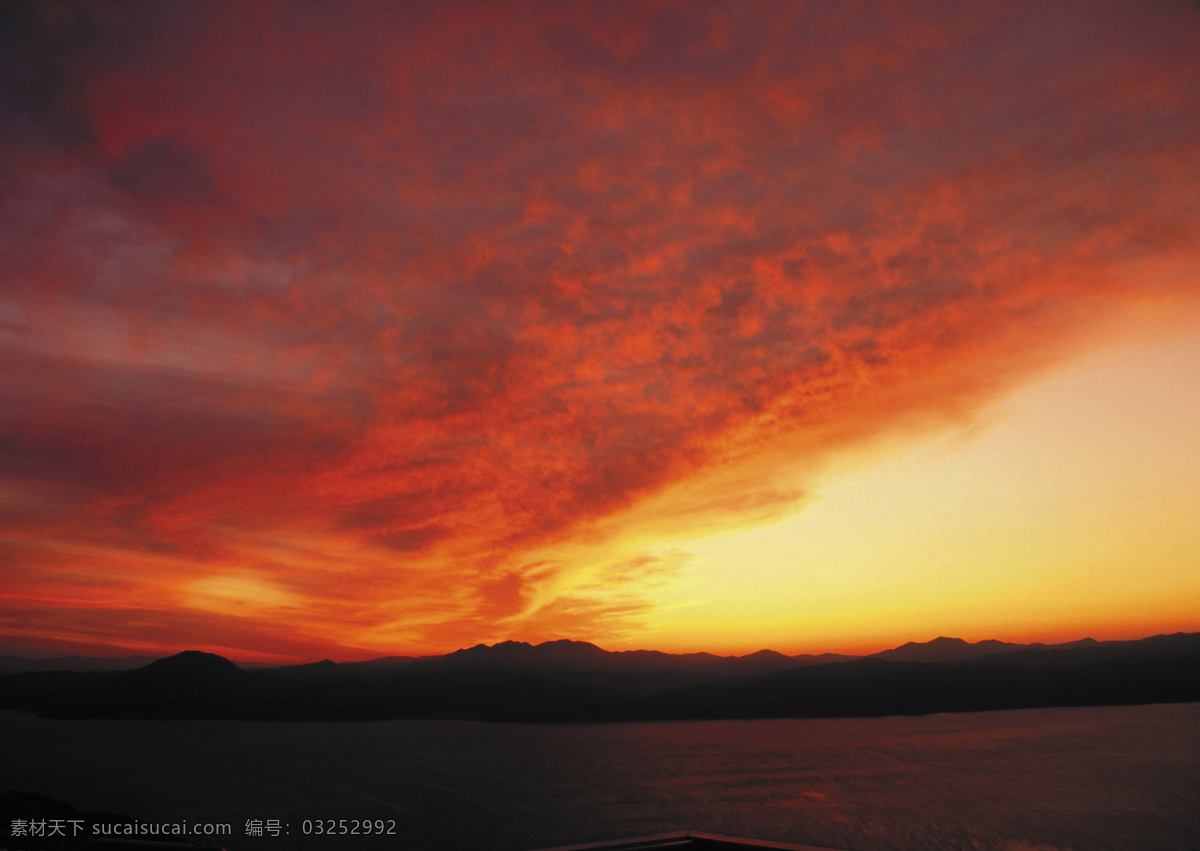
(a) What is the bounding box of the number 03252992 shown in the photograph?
[301,819,397,835]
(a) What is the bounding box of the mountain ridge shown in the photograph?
[0,632,1120,673]
[2,632,1196,722]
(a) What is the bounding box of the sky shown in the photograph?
[1,1,1199,663]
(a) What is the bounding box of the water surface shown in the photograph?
[2,704,1197,850]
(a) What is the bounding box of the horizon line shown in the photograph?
[6,629,1197,668]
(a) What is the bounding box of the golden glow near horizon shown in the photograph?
[627,325,1200,655]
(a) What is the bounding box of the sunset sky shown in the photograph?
[2,1,1199,663]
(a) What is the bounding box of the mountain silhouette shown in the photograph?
[38,650,280,718]
[550,633,1200,722]
[3,633,1197,722]
[870,636,1024,663]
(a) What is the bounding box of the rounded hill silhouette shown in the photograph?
[46,650,259,718]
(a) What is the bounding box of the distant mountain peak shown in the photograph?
[452,639,607,658]
[130,651,249,686]
[872,636,1021,664]
[147,650,242,669]
[538,639,604,650]
[740,649,788,660]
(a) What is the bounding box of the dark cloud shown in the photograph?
[110,138,218,204]
[0,1,96,156]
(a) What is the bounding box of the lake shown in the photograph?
[1,704,1197,851]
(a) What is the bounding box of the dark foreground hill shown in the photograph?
[1,633,1197,722]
